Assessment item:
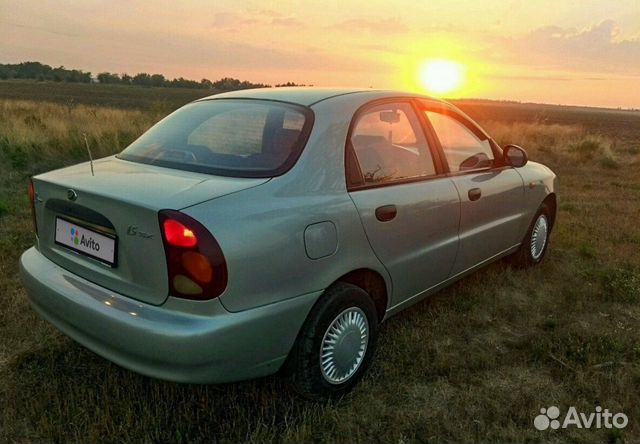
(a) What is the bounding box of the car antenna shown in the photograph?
[82,132,95,176]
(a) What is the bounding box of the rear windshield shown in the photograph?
[118,99,313,177]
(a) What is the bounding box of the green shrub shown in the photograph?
[600,154,620,169]
[1,144,29,170]
[599,267,640,303]
[578,241,597,259]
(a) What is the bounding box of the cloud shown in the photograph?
[487,74,572,82]
[211,10,302,29]
[211,12,258,28]
[357,43,397,53]
[1,20,78,37]
[270,17,303,27]
[336,17,409,34]
[507,20,640,74]
[82,25,391,78]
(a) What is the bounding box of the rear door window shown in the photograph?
[348,102,437,187]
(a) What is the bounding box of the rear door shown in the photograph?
[419,101,525,275]
[346,99,460,307]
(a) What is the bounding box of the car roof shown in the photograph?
[197,87,442,107]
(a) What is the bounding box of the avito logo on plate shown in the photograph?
[70,227,79,245]
[70,226,100,251]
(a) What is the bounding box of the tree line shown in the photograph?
[0,62,305,90]
[0,62,91,83]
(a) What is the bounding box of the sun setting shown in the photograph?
[419,59,466,96]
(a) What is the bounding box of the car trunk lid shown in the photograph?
[33,156,268,305]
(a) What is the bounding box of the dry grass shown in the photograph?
[1,98,639,443]
[483,120,622,169]
[0,100,161,174]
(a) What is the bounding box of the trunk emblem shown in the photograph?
[127,225,154,239]
[67,189,78,201]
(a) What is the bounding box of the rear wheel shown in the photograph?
[510,203,552,267]
[288,282,378,400]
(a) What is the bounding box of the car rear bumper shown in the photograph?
[20,247,321,384]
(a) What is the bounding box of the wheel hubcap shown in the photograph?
[320,307,369,384]
[530,214,548,260]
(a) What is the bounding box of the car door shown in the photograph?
[346,99,461,307]
[419,101,525,275]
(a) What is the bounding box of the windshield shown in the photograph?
[118,99,313,177]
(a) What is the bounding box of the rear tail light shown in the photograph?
[28,178,38,235]
[163,219,198,247]
[159,210,227,300]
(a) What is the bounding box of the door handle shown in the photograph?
[468,188,482,201]
[375,205,397,222]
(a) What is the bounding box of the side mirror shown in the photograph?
[503,144,528,168]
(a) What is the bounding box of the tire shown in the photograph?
[288,282,379,400]
[510,202,552,268]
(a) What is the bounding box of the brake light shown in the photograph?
[28,179,38,235]
[159,210,227,300]
[163,219,197,247]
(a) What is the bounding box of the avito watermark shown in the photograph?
[534,406,628,431]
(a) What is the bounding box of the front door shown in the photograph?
[420,104,525,275]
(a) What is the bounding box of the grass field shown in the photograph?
[0,80,214,111]
[1,81,639,443]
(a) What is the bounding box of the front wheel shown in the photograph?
[288,282,378,400]
[510,203,552,267]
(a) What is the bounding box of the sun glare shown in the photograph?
[419,59,465,95]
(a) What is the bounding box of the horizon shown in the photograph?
[2,1,639,108]
[3,62,640,112]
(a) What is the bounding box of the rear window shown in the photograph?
[118,99,313,177]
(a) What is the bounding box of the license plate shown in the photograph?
[55,217,117,266]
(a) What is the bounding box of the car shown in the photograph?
[20,87,557,399]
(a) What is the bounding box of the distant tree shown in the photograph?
[150,73,166,87]
[97,72,121,84]
[132,73,152,86]
[51,66,66,82]
[0,61,93,83]
[211,77,269,90]
[0,61,289,90]
[76,70,91,83]
[275,81,307,87]
[169,77,201,89]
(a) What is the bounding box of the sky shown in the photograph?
[1,0,640,108]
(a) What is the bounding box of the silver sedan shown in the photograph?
[20,88,557,399]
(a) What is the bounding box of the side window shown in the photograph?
[424,111,494,172]
[349,102,437,186]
